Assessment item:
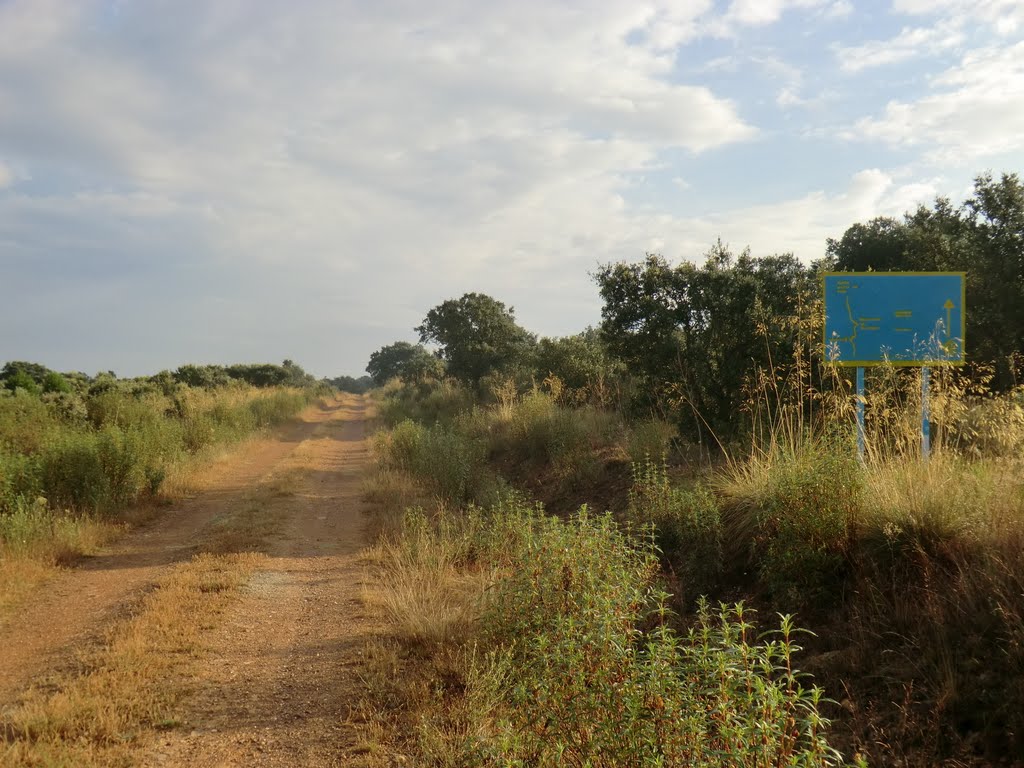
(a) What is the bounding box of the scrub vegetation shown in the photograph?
[0,359,325,613]
[359,172,1024,766]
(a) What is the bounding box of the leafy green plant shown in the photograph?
[628,459,722,601]
[376,419,489,504]
[388,501,850,766]
[627,417,677,465]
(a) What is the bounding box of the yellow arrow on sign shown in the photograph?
[944,299,954,336]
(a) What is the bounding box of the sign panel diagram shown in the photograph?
[823,272,965,366]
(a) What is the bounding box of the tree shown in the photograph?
[825,217,911,272]
[596,244,815,440]
[416,293,535,385]
[173,364,231,388]
[226,363,290,388]
[327,374,375,394]
[827,172,1024,386]
[366,342,444,385]
[535,329,624,401]
[41,371,71,394]
[1,361,50,393]
[3,368,40,395]
[281,359,316,387]
[960,172,1024,385]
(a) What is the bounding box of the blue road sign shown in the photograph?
[823,272,965,366]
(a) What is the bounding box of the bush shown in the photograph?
[627,459,722,601]
[378,378,474,427]
[377,420,489,504]
[720,438,861,606]
[41,372,71,394]
[0,390,58,454]
[0,449,42,514]
[627,417,677,465]
[393,502,846,766]
[36,431,108,512]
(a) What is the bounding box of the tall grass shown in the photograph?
[366,497,852,766]
[0,382,314,609]
[627,459,722,601]
[371,364,1024,762]
[716,358,1024,760]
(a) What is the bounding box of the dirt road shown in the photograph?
[0,394,379,766]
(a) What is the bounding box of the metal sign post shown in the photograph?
[922,367,931,462]
[824,272,965,462]
[856,366,865,461]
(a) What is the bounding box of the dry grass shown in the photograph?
[0,503,121,622]
[158,433,266,498]
[361,468,428,543]
[362,538,486,649]
[355,460,495,764]
[0,551,263,768]
[0,459,297,767]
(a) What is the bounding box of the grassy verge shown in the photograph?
[358,459,855,766]
[0,385,315,616]
[364,373,1024,764]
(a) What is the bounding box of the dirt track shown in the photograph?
[0,394,378,766]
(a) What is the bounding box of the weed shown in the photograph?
[364,491,850,765]
[628,459,722,601]
[627,417,677,466]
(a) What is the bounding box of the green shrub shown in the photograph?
[377,420,489,504]
[0,390,58,454]
[628,459,722,600]
[723,440,862,605]
[506,390,589,466]
[0,450,42,514]
[41,372,71,394]
[4,369,40,395]
[402,502,847,766]
[95,427,149,509]
[181,410,215,453]
[37,431,108,512]
[249,389,310,427]
[42,391,88,425]
[627,417,677,465]
[379,379,474,426]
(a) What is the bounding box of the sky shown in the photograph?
[1,0,1023,378]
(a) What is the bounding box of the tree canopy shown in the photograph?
[366,342,444,385]
[416,293,535,385]
[596,243,815,439]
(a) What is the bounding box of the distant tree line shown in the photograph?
[366,171,1023,439]
[326,374,374,394]
[1,359,318,397]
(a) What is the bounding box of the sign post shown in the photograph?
[823,272,965,462]
[856,366,865,461]
[922,367,931,461]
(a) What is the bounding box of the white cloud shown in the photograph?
[776,87,805,107]
[893,0,1024,35]
[660,169,936,262]
[0,0,762,374]
[849,42,1024,162]
[0,162,12,188]
[722,0,826,27]
[835,21,965,72]
[823,1,853,19]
